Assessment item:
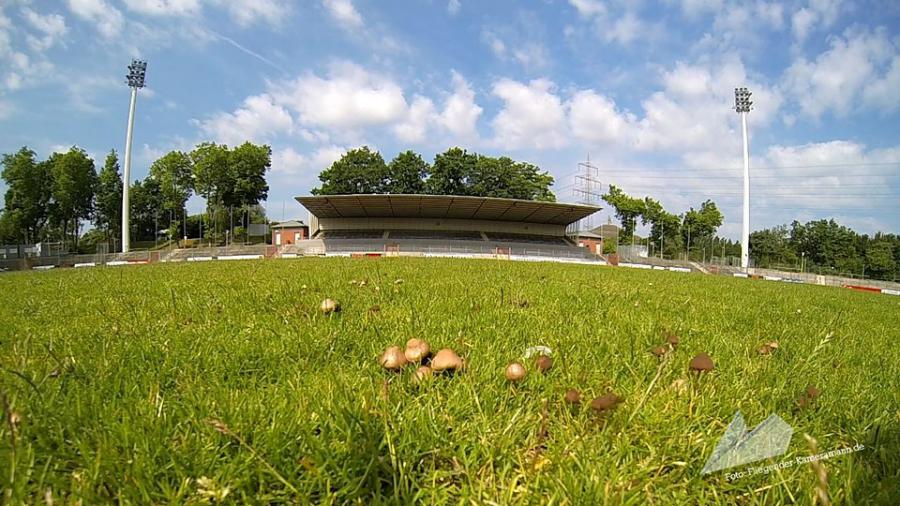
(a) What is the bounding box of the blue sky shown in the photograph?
[1,0,899,238]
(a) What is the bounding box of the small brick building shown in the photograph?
[271,220,308,246]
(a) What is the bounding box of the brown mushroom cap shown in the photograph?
[534,355,553,373]
[380,346,407,370]
[320,298,340,314]
[651,345,668,357]
[412,366,433,384]
[505,362,527,382]
[431,348,463,372]
[404,339,431,363]
[666,333,679,347]
[689,353,715,372]
[564,389,582,405]
[757,344,773,355]
[590,392,623,411]
[805,385,820,399]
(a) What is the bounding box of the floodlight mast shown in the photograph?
[121,59,147,253]
[734,87,752,271]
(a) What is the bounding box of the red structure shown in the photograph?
[271,220,308,246]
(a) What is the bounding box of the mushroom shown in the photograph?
[505,362,527,382]
[534,355,553,374]
[431,348,463,373]
[767,341,779,349]
[757,344,773,355]
[394,279,403,285]
[564,389,582,405]
[651,345,668,358]
[380,346,407,371]
[665,332,679,348]
[805,385,820,399]
[404,338,431,363]
[590,392,624,412]
[689,353,715,374]
[320,298,340,315]
[412,366,433,384]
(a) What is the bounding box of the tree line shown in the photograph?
[601,185,726,260]
[313,147,556,201]
[751,221,899,280]
[0,142,271,251]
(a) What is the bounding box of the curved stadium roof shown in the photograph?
[296,194,600,226]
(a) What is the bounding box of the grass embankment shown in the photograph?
[0,258,897,504]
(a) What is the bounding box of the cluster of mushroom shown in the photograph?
[757,341,780,355]
[503,354,624,415]
[650,330,680,358]
[380,339,464,383]
[795,384,821,410]
[504,354,553,382]
[562,388,625,414]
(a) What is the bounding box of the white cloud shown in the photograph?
[216,0,290,27]
[272,145,346,178]
[272,61,408,131]
[322,0,363,29]
[568,90,638,145]
[791,0,843,43]
[605,12,642,46]
[491,78,568,150]
[121,0,203,17]
[568,0,605,18]
[21,7,68,52]
[439,71,482,140]
[65,0,123,38]
[196,93,294,145]
[447,0,461,16]
[481,29,506,58]
[783,28,898,118]
[393,96,437,143]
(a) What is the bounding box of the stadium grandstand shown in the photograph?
[283,194,604,263]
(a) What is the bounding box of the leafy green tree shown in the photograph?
[387,150,429,194]
[601,185,645,238]
[641,197,681,258]
[228,142,271,208]
[313,146,388,195]
[1,147,51,243]
[94,150,123,248]
[129,178,163,242]
[48,147,97,250]
[149,150,194,237]
[470,156,555,201]
[750,225,796,267]
[682,200,723,257]
[866,241,896,279]
[426,147,475,196]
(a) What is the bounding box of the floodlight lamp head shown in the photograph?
[734,86,753,113]
[126,59,147,89]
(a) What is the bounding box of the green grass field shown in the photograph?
[1,258,898,504]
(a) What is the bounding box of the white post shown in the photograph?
[740,110,750,270]
[122,86,138,253]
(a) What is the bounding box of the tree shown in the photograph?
[312,146,388,195]
[866,241,896,280]
[470,156,555,201]
[387,150,429,194]
[682,200,723,257]
[94,150,123,249]
[48,147,97,250]
[749,225,796,267]
[641,197,681,258]
[129,178,163,242]
[149,150,194,238]
[1,147,51,243]
[228,142,270,208]
[426,147,475,196]
[601,185,645,238]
